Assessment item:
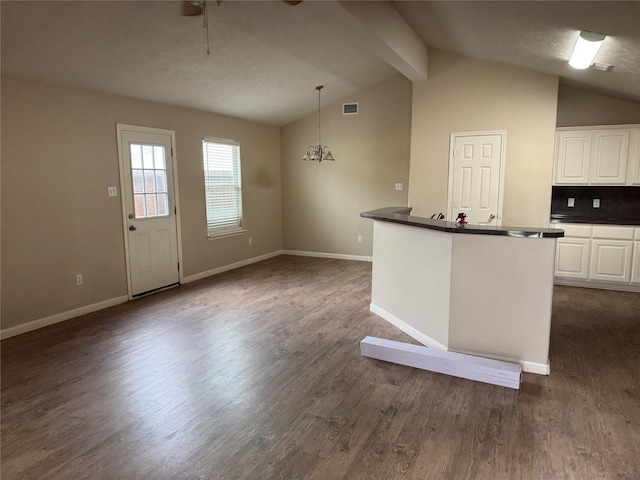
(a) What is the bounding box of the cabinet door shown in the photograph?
[632,242,640,284]
[555,238,590,279]
[555,132,592,184]
[628,129,640,185]
[590,239,633,283]
[590,130,630,184]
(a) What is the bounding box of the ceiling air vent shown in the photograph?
[343,103,359,115]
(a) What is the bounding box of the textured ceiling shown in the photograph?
[2,1,639,126]
[393,1,640,103]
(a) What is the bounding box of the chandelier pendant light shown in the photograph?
[303,85,335,162]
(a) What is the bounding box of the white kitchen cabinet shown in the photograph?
[553,224,640,290]
[555,238,591,279]
[554,125,639,186]
[590,239,633,283]
[555,131,592,184]
[632,242,640,284]
[590,130,630,184]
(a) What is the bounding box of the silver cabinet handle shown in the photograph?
[129,225,137,231]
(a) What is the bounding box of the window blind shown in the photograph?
[202,137,243,237]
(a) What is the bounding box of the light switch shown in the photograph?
[395,183,403,191]
[593,198,600,208]
[568,197,575,207]
[108,186,118,197]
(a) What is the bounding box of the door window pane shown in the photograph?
[130,143,170,219]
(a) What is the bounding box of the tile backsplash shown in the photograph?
[551,186,640,220]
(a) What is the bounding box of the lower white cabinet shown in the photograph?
[555,239,591,279]
[633,242,640,284]
[590,239,633,283]
[553,223,640,290]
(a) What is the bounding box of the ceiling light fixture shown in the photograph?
[303,86,335,163]
[569,31,606,69]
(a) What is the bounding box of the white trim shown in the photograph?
[447,130,506,225]
[369,303,448,350]
[556,124,640,132]
[182,250,283,284]
[451,346,550,375]
[521,361,551,375]
[554,277,640,292]
[1,296,129,340]
[282,250,372,262]
[116,124,183,299]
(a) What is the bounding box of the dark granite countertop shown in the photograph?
[362,207,564,238]
[550,215,640,226]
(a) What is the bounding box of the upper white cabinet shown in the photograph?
[590,130,630,184]
[555,131,592,184]
[554,126,639,186]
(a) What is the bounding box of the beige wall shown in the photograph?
[409,49,559,228]
[1,76,282,330]
[557,86,640,127]
[281,74,412,256]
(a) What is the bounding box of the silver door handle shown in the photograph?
[129,225,137,231]
[488,214,496,222]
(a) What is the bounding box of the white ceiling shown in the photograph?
[2,1,639,126]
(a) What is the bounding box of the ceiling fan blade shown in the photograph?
[182,0,204,16]
[283,0,303,5]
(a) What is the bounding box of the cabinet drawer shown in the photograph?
[557,224,592,238]
[592,226,635,240]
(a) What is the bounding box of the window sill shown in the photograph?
[207,228,248,240]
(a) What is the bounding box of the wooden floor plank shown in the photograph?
[2,255,639,479]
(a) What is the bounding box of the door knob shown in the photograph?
[129,225,137,231]
[488,214,496,222]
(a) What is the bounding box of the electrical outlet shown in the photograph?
[76,274,83,285]
[593,198,600,208]
[107,186,118,197]
[357,235,363,243]
[395,183,403,191]
[248,237,253,246]
[568,197,575,207]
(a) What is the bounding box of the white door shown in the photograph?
[590,129,630,184]
[555,238,591,279]
[117,125,180,297]
[448,133,504,225]
[590,239,633,283]
[555,131,592,184]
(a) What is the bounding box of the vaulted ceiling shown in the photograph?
[2,1,639,126]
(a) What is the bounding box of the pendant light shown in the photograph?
[302,86,335,162]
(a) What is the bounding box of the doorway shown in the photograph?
[447,131,505,225]
[116,124,182,298]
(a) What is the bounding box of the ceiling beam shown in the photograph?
[337,1,428,82]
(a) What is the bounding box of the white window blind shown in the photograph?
[202,137,244,237]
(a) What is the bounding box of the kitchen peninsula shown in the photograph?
[362,207,564,374]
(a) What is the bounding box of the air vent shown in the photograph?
[343,103,359,115]
[591,62,612,72]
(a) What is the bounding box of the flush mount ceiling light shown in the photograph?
[303,86,335,163]
[569,31,606,69]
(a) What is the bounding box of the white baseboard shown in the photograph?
[369,303,448,350]
[451,347,550,375]
[554,278,640,292]
[182,250,284,284]
[370,303,550,375]
[1,295,129,340]
[283,250,372,262]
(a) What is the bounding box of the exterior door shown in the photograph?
[117,125,180,297]
[448,132,504,225]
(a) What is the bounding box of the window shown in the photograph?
[202,137,244,237]
[130,143,169,219]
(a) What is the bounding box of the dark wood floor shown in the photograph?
[2,255,639,480]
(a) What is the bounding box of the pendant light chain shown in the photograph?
[317,86,322,146]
